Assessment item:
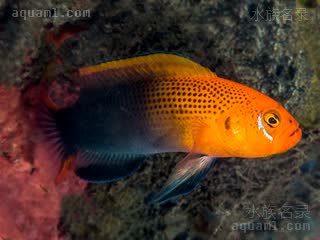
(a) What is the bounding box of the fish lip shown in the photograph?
[289,127,301,137]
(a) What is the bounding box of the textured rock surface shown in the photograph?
[0,85,86,240]
[0,0,98,87]
[0,0,319,239]
[294,0,320,128]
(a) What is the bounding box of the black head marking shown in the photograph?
[225,116,231,130]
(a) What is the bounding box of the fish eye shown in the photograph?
[263,111,280,128]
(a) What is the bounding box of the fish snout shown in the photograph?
[289,127,301,138]
[285,121,302,149]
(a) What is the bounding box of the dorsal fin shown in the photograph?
[76,53,217,88]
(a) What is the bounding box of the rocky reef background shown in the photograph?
[0,0,319,239]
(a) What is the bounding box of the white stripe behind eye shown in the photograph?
[257,113,273,142]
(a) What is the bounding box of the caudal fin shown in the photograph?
[36,104,73,184]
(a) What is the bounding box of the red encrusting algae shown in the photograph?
[0,84,86,240]
[0,25,89,240]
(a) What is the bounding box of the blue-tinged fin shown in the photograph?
[75,150,146,182]
[36,104,76,183]
[147,154,216,204]
[75,53,217,89]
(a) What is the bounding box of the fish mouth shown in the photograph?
[289,127,301,137]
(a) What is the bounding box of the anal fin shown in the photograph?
[75,150,146,182]
[54,154,76,185]
[148,153,216,204]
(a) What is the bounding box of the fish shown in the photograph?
[39,53,302,203]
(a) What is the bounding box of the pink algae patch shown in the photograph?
[0,85,86,240]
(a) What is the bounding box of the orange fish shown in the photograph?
[39,53,302,203]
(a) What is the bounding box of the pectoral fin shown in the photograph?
[148,153,216,204]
